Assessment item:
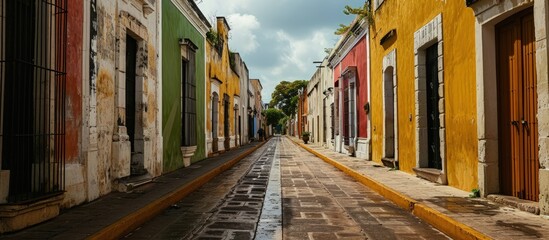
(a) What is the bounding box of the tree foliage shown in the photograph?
[335,2,373,35]
[263,108,286,127]
[269,80,308,117]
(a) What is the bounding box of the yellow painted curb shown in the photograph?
[413,204,490,240]
[87,141,268,240]
[289,137,491,240]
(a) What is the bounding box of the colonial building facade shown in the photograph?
[250,79,264,140]
[0,0,263,233]
[0,0,79,232]
[161,0,210,172]
[1,0,164,232]
[329,18,370,160]
[369,0,478,191]
[467,0,549,213]
[206,17,241,155]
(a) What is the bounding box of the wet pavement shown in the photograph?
[124,139,278,239]
[0,141,267,240]
[5,135,549,239]
[126,136,449,240]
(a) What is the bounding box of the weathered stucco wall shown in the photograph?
[233,53,250,144]
[206,18,241,154]
[161,0,207,172]
[63,0,86,208]
[369,0,478,191]
[91,0,160,193]
[251,79,263,138]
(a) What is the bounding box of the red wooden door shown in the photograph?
[497,9,538,201]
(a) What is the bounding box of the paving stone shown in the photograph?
[279,137,448,240]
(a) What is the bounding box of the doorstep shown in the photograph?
[487,194,540,215]
[0,194,64,233]
[413,167,447,185]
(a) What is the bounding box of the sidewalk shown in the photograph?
[0,140,268,240]
[289,136,549,240]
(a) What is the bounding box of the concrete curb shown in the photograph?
[87,141,268,240]
[290,138,490,240]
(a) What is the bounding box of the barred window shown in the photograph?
[181,44,197,147]
[0,0,67,203]
[330,103,335,139]
[349,82,356,140]
[343,80,350,146]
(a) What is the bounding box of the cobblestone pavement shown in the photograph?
[295,137,549,240]
[124,140,278,240]
[279,137,448,240]
[125,136,448,239]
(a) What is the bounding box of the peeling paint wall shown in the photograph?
[88,0,161,194]
[250,79,263,139]
[62,0,85,208]
[233,53,250,144]
[206,17,241,155]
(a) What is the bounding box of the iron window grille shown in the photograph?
[180,39,197,147]
[343,80,350,146]
[223,94,230,138]
[0,0,67,203]
[330,103,334,140]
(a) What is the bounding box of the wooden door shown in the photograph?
[497,9,538,201]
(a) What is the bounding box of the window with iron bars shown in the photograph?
[343,80,350,146]
[181,52,197,147]
[330,103,334,140]
[0,0,67,203]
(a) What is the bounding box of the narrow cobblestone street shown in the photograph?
[279,137,448,240]
[124,136,447,239]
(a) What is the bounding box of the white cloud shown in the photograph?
[196,0,251,17]
[226,14,260,54]
[196,0,359,101]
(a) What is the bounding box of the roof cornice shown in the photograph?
[171,0,211,37]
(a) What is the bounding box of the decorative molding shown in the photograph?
[329,20,369,68]
[342,66,357,79]
[179,38,198,52]
[413,13,447,184]
[171,0,211,37]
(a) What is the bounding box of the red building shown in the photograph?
[328,19,370,159]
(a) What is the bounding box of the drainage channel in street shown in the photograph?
[191,137,281,240]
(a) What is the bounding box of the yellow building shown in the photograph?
[369,1,478,191]
[206,17,241,155]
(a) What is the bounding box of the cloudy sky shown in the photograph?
[196,0,361,103]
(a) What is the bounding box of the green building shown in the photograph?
[162,0,210,172]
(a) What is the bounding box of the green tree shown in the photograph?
[269,80,308,117]
[279,115,290,134]
[263,108,286,126]
[335,1,373,35]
